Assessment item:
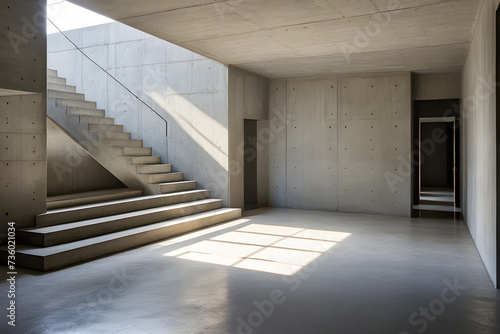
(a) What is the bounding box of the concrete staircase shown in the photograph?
[46,68,192,195]
[3,69,241,271]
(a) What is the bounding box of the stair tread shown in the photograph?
[48,82,76,89]
[150,172,181,175]
[16,208,240,257]
[120,146,152,149]
[158,180,195,185]
[80,116,115,123]
[47,188,140,204]
[67,107,105,112]
[126,155,159,157]
[138,164,171,167]
[40,190,209,217]
[23,199,223,234]
[48,89,83,96]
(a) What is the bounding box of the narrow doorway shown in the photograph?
[244,119,258,211]
[412,100,460,217]
[418,118,457,212]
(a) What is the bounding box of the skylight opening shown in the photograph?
[47,0,115,34]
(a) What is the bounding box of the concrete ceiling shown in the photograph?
[68,0,482,78]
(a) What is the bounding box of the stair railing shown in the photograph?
[47,18,168,136]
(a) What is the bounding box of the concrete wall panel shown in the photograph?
[166,61,193,95]
[286,77,338,211]
[268,79,288,207]
[0,0,47,93]
[0,94,45,133]
[413,73,461,101]
[0,0,47,238]
[244,73,269,120]
[338,73,411,216]
[142,37,167,65]
[461,0,497,287]
[192,59,228,93]
[0,94,47,235]
[269,73,410,216]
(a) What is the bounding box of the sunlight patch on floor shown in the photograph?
[164,224,351,276]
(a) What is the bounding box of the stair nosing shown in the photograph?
[159,180,196,186]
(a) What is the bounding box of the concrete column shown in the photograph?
[0,0,47,242]
[228,66,269,209]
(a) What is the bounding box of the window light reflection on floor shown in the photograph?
[164,224,351,276]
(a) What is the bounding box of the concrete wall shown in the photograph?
[412,73,461,101]
[461,0,497,287]
[286,77,338,211]
[269,73,412,216]
[0,0,47,240]
[46,119,124,196]
[228,66,269,209]
[47,22,230,204]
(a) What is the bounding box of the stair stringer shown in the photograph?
[47,98,161,195]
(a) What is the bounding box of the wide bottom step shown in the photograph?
[11,208,241,271]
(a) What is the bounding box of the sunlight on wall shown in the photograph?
[164,224,351,276]
[147,90,229,171]
[47,0,114,34]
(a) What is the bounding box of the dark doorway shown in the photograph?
[420,122,454,188]
[412,100,460,217]
[244,119,258,211]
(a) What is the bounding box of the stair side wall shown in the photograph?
[47,118,125,196]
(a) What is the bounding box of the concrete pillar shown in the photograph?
[228,66,269,210]
[0,0,47,242]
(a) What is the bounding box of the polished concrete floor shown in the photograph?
[1,208,499,334]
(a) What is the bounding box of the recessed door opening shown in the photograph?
[412,100,461,218]
[244,119,258,211]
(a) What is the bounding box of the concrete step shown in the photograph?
[37,190,211,227]
[419,199,454,206]
[48,82,77,93]
[88,123,123,132]
[128,155,161,165]
[47,188,142,210]
[47,68,58,76]
[47,75,66,85]
[67,107,105,117]
[118,147,152,156]
[56,98,97,109]
[160,181,197,193]
[19,199,224,247]
[146,172,183,184]
[80,115,114,125]
[108,139,143,148]
[98,131,131,140]
[11,208,242,271]
[48,90,84,100]
[137,164,172,174]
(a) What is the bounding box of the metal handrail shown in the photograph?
[47,18,168,136]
